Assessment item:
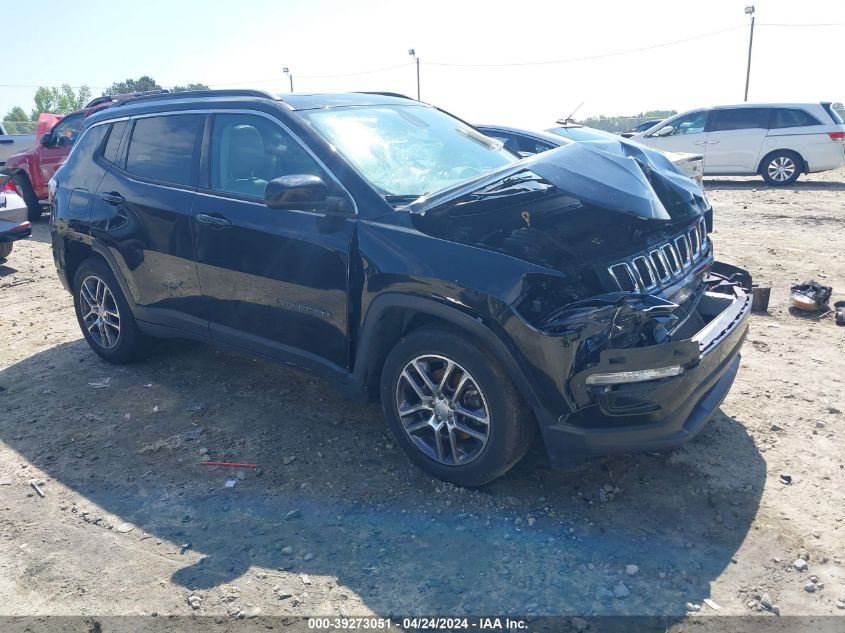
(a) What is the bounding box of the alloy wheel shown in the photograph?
[767,156,796,182]
[79,275,121,349]
[395,354,490,466]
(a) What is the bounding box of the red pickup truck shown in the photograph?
[2,92,159,221]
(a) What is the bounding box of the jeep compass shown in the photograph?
[50,90,751,486]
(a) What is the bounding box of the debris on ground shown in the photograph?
[703,598,721,610]
[225,479,238,488]
[790,280,832,311]
[29,481,45,498]
[88,378,111,388]
[138,435,185,454]
[200,460,257,468]
[181,429,204,441]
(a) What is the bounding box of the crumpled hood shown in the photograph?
[411,139,707,223]
[408,140,710,272]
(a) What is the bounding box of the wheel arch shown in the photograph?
[352,294,543,414]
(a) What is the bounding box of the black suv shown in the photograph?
[50,90,751,486]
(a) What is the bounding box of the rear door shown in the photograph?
[192,110,356,375]
[90,112,206,332]
[704,107,770,174]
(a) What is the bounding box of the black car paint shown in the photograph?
[51,91,751,464]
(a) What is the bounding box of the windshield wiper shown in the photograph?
[384,194,423,206]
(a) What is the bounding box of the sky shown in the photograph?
[2,0,844,130]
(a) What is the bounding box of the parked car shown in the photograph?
[477,124,705,186]
[619,119,663,138]
[2,92,164,221]
[51,90,751,486]
[0,121,36,166]
[0,175,32,262]
[631,103,845,185]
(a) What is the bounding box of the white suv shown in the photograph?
[632,103,845,186]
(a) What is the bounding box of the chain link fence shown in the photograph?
[2,120,38,134]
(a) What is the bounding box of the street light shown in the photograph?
[408,49,420,100]
[283,67,293,92]
[744,5,755,102]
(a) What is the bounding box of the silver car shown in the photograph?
[0,176,31,262]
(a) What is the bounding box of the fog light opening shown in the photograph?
[585,365,684,386]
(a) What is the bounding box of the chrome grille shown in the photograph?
[608,222,710,293]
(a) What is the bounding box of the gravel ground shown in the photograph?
[0,169,844,624]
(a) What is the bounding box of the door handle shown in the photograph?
[693,141,707,146]
[0,139,13,144]
[99,191,125,205]
[708,140,720,145]
[196,213,232,229]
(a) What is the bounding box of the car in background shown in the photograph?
[478,124,704,186]
[620,119,663,138]
[0,174,32,263]
[1,91,166,221]
[0,122,36,166]
[631,103,845,186]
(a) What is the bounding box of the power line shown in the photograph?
[423,25,747,68]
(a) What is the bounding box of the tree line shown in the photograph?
[2,76,208,133]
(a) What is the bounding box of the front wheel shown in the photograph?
[73,257,151,364]
[761,151,802,186]
[11,173,42,222]
[380,326,533,486]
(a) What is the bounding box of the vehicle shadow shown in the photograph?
[0,262,20,277]
[704,178,845,191]
[0,339,765,617]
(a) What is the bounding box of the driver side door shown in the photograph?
[641,110,710,155]
[192,111,356,376]
[38,113,85,192]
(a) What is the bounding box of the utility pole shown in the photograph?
[283,67,293,92]
[408,49,420,100]
[744,5,755,102]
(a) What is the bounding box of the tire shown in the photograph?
[0,242,12,262]
[72,257,151,364]
[760,150,803,186]
[380,325,534,486]
[11,173,42,222]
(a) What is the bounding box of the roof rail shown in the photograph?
[111,88,278,107]
[85,89,172,108]
[355,91,416,101]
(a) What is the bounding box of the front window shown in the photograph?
[300,105,516,199]
[48,113,85,147]
[661,112,707,136]
[548,126,616,142]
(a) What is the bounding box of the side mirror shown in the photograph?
[265,175,352,213]
[40,133,54,147]
[653,125,674,138]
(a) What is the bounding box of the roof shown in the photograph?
[280,92,420,110]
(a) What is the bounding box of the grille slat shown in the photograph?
[608,221,709,293]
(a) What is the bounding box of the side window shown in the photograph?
[770,108,822,129]
[101,120,128,165]
[125,114,202,186]
[710,108,770,132]
[209,113,324,199]
[49,113,85,147]
[665,111,707,136]
[526,140,555,154]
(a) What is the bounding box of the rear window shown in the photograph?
[548,126,615,142]
[709,108,770,132]
[770,108,822,129]
[125,114,202,186]
[821,102,844,125]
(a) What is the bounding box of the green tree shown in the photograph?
[29,84,91,119]
[172,83,209,92]
[2,106,34,133]
[104,76,162,96]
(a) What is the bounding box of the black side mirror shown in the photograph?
[265,174,351,213]
[40,133,54,147]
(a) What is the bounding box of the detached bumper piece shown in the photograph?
[545,262,752,460]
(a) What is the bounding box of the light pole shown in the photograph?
[408,49,420,100]
[744,5,755,102]
[283,67,293,92]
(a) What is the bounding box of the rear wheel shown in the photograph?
[0,242,12,262]
[380,326,533,486]
[11,173,42,221]
[73,257,150,364]
[761,151,802,186]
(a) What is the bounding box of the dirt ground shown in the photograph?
[1,168,844,626]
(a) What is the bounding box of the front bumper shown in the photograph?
[542,264,751,462]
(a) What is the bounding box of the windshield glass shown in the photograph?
[300,104,517,199]
[547,126,617,142]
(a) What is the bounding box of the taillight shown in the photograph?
[3,181,14,192]
[828,131,845,142]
